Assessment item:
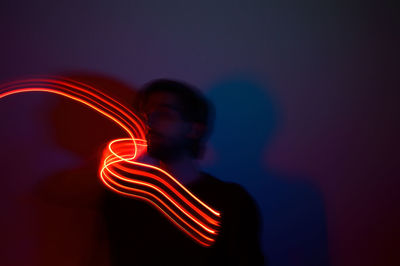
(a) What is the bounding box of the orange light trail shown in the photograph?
[0,78,221,247]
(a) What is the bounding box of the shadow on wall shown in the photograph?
[204,77,330,266]
[33,72,138,266]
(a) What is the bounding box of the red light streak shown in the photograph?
[0,78,221,247]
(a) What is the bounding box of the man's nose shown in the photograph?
[145,111,160,131]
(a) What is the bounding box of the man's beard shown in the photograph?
[146,138,187,162]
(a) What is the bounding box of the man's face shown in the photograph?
[142,91,191,161]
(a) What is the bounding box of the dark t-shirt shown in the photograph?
[101,172,264,266]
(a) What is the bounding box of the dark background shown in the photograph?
[0,1,399,265]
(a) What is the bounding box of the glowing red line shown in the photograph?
[113,159,220,226]
[0,78,221,246]
[0,87,141,159]
[106,139,220,222]
[2,82,144,160]
[103,158,217,234]
[100,166,215,242]
[101,145,220,235]
[17,78,146,137]
[99,169,212,247]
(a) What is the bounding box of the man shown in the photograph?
[102,79,264,265]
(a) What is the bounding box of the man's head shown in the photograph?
[136,79,214,162]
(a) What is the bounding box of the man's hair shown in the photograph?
[136,79,215,158]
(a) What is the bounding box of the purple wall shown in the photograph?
[0,1,398,265]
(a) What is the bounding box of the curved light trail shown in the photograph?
[0,78,221,247]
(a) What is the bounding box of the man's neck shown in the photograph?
[160,155,202,186]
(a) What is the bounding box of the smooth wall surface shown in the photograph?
[0,1,398,265]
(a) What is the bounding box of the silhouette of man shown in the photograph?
[102,79,264,266]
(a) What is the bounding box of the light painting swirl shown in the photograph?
[0,78,221,247]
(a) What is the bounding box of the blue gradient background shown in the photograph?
[0,1,398,265]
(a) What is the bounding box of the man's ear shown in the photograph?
[186,122,206,140]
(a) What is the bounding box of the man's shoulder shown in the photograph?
[199,172,259,211]
[201,172,253,197]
